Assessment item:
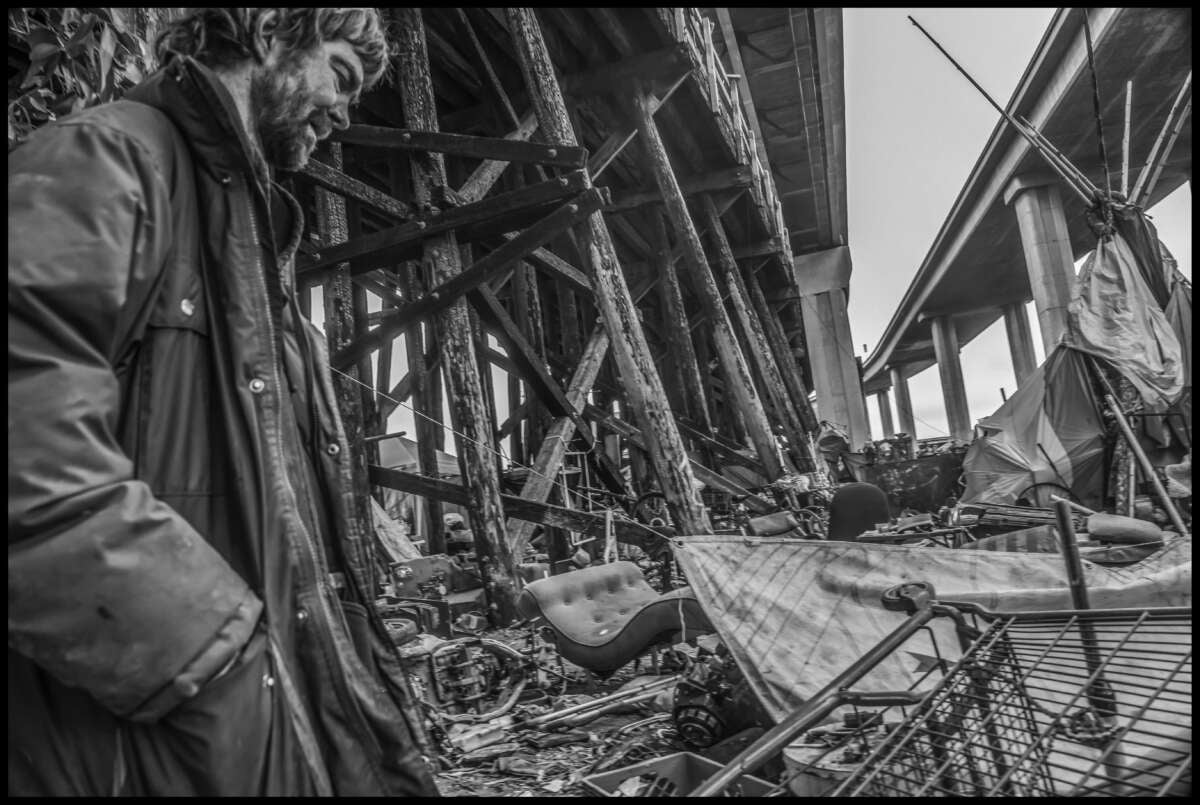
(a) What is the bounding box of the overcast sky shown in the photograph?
[844,7,1192,442]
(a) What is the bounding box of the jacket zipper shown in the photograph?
[243,187,380,793]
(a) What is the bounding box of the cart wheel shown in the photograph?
[881,581,936,613]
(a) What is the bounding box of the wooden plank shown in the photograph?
[331,189,605,372]
[368,466,668,550]
[630,88,783,480]
[297,170,590,278]
[332,123,587,168]
[508,8,712,538]
[394,8,519,624]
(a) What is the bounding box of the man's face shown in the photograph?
[250,38,364,171]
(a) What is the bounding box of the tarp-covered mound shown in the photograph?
[1062,221,1183,408]
[960,346,1106,510]
[673,535,1190,723]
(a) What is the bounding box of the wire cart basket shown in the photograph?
[829,603,1191,796]
[692,582,1191,797]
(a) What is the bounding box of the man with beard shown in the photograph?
[9,9,438,796]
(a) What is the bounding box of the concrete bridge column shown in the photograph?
[928,314,973,442]
[794,245,871,449]
[876,389,895,438]
[1002,301,1038,387]
[889,365,917,437]
[1004,175,1075,355]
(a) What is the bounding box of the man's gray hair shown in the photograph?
[157,8,389,90]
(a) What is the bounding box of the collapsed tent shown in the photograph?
[960,346,1107,510]
[673,535,1191,722]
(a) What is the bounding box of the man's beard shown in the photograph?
[249,69,323,172]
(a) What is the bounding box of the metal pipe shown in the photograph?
[693,600,942,796]
[513,674,678,729]
[1016,116,1101,200]
[1130,71,1191,204]
[1055,500,1091,611]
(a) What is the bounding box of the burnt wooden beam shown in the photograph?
[457,111,539,204]
[395,8,519,625]
[586,65,694,180]
[673,417,766,475]
[582,405,775,516]
[331,188,605,371]
[297,169,590,279]
[300,156,415,220]
[368,466,667,550]
[332,123,587,168]
[509,8,711,538]
[607,165,753,213]
[631,87,783,481]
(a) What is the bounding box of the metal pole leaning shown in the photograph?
[908,16,1099,205]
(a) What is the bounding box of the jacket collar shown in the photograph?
[125,57,271,196]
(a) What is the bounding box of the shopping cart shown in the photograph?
[692,579,1191,797]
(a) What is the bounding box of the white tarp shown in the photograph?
[673,535,1191,723]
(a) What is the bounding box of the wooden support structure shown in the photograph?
[700,194,809,473]
[582,405,775,516]
[650,210,712,434]
[630,87,783,480]
[744,263,819,440]
[507,8,711,536]
[394,8,519,625]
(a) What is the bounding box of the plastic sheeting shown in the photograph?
[960,346,1106,510]
[673,535,1191,724]
[1063,230,1183,408]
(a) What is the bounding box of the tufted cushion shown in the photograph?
[517,561,713,673]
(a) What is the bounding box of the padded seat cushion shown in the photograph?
[517,561,712,673]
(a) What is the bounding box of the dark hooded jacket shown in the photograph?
[8,56,438,796]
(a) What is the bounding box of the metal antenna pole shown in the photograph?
[1080,10,1113,199]
[908,15,1098,205]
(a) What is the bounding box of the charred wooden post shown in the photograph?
[395,8,520,624]
[629,89,784,480]
[651,209,713,436]
[400,263,445,555]
[315,143,384,577]
[701,195,808,473]
[512,260,547,460]
[507,8,711,536]
[745,265,819,437]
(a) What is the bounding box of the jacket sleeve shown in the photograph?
[8,114,263,723]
